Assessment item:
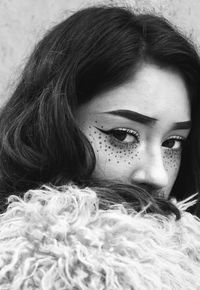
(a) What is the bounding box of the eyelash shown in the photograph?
[96,127,139,149]
[162,136,185,151]
[96,127,185,151]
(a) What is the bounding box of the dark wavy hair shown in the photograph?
[0,6,200,218]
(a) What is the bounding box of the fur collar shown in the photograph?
[0,184,199,289]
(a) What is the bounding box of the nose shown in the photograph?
[129,148,168,191]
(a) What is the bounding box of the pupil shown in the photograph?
[113,131,127,141]
[163,139,175,148]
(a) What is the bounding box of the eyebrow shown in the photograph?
[101,110,191,130]
[171,121,191,130]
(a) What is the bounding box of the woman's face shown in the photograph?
[76,64,191,198]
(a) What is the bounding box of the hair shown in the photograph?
[0,5,200,217]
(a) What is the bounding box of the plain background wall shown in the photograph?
[1,0,200,105]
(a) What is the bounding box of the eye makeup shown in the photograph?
[161,135,185,171]
[87,121,184,171]
[86,122,141,165]
[163,147,181,170]
[95,127,140,150]
[162,136,185,151]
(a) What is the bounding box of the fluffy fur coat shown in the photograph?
[0,184,199,289]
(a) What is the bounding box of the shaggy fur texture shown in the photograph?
[0,184,199,289]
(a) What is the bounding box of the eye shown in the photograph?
[95,127,139,148]
[162,136,185,150]
[111,128,139,143]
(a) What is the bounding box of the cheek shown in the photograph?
[162,149,181,181]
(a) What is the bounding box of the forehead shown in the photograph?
[77,64,191,124]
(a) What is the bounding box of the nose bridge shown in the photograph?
[131,144,168,188]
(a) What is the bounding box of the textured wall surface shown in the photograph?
[1,0,200,105]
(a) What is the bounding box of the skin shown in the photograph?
[76,63,191,199]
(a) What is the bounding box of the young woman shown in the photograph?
[0,5,200,218]
[1,5,200,289]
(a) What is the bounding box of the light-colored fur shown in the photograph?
[0,184,199,289]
